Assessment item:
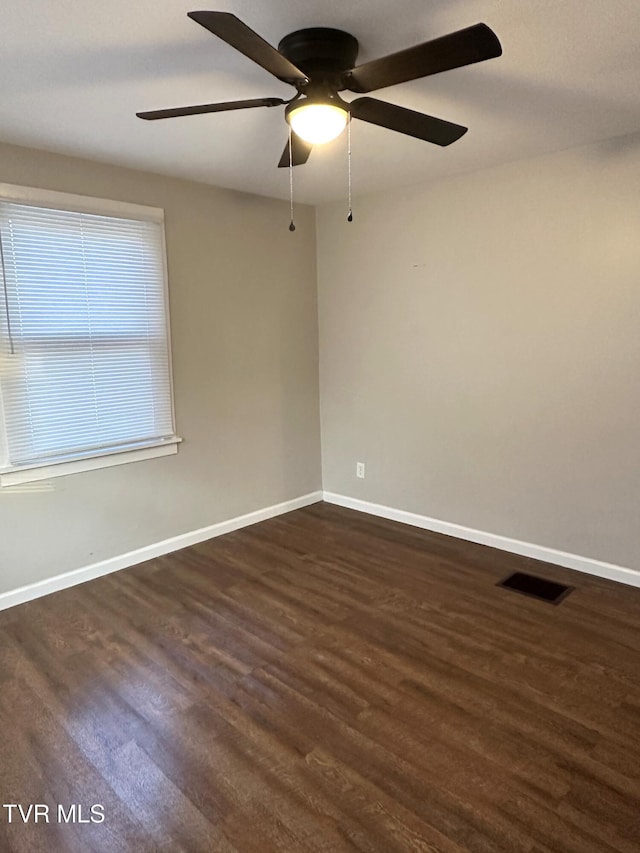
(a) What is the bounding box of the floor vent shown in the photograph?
[497,572,573,605]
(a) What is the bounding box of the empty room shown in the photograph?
[1,1,639,850]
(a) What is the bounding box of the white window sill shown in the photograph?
[0,438,181,487]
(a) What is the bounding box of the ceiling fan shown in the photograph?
[137,11,502,168]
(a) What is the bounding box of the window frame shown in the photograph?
[0,182,181,487]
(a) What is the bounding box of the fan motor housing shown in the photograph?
[278,28,359,80]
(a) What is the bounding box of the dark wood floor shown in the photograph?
[1,502,639,852]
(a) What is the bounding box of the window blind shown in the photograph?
[0,200,176,468]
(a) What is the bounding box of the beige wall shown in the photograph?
[0,142,321,594]
[317,138,640,570]
[2,134,638,594]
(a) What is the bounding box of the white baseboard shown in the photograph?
[323,491,640,589]
[5,488,637,612]
[0,490,323,612]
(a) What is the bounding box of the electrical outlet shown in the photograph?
[356,462,365,479]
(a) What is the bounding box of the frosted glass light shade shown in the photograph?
[287,103,348,144]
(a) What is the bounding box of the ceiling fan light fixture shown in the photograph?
[286,101,348,145]
[139,14,503,183]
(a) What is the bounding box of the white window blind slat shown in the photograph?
[0,198,177,469]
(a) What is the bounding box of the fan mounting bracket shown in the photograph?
[278,28,359,91]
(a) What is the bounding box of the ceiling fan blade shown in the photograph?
[137,97,285,121]
[277,133,313,168]
[347,23,501,93]
[350,97,467,146]
[188,11,308,85]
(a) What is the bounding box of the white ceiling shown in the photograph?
[2,0,640,204]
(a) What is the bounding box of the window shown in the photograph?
[0,184,180,486]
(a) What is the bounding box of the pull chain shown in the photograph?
[347,116,353,222]
[288,126,296,232]
[0,231,14,355]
